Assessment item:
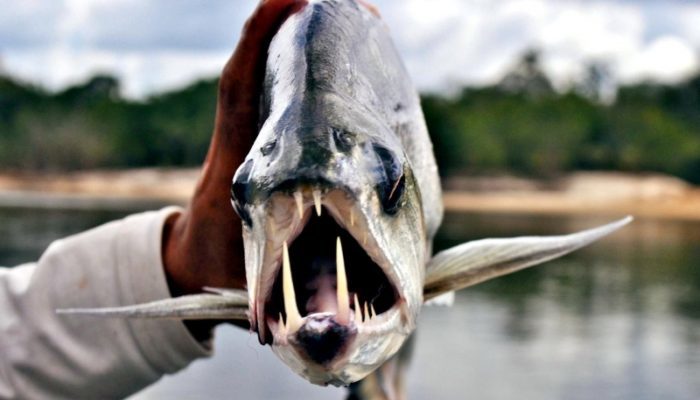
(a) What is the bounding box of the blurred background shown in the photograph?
[1,1,699,399]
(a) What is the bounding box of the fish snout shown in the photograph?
[230,126,345,219]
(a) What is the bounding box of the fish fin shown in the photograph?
[56,293,248,320]
[423,291,455,307]
[423,216,632,301]
[203,286,248,300]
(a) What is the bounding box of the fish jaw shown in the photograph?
[232,92,428,383]
[236,181,424,385]
[271,308,409,386]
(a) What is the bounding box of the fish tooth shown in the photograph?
[336,237,350,325]
[282,242,302,332]
[364,302,370,322]
[294,191,304,219]
[278,313,286,335]
[370,303,376,319]
[354,294,362,323]
[313,189,322,216]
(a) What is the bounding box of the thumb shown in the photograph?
[198,0,307,197]
[215,0,307,152]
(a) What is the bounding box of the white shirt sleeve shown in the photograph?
[0,207,211,399]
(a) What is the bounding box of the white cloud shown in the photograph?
[0,0,257,97]
[0,0,699,98]
[381,0,699,91]
[620,35,698,83]
[3,49,230,98]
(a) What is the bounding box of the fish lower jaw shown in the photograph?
[270,303,402,340]
[268,304,411,386]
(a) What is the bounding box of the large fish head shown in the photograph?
[231,92,426,385]
[230,0,429,386]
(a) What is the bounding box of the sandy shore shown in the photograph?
[1,168,699,220]
[442,172,700,221]
[0,168,196,210]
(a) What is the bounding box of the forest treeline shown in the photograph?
[1,52,699,182]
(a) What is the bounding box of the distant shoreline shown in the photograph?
[1,168,699,221]
[0,168,194,210]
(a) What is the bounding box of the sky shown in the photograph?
[0,0,698,99]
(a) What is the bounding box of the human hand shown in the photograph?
[161,0,307,337]
[161,0,380,339]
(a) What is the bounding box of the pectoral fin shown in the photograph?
[57,290,249,320]
[423,216,632,301]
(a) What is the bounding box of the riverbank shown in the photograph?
[0,169,196,210]
[442,172,700,221]
[1,168,699,220]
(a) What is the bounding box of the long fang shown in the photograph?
[282,242,302,332]
[354,294,362,323]
[294,191,304,219]
[313,189,322,216]
[336,237,350,324]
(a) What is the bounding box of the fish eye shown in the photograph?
[372,144,405,215]
[231,159,254,226]
[261,140,277,156]
[331,127,356,151]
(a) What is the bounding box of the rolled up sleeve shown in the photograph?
[0,207,211,399]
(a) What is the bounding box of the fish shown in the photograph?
[58,0,632,392]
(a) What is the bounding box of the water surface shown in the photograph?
[2,208,699,399]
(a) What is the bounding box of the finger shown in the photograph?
[358,0,381,17]
[199,0,307,198]
[164,2,310,304]
[215,0,307,150]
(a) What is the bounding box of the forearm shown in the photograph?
[0,208,210,399]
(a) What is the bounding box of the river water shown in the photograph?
[2,208,699,399]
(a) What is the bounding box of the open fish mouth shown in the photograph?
[254,187,403,358]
